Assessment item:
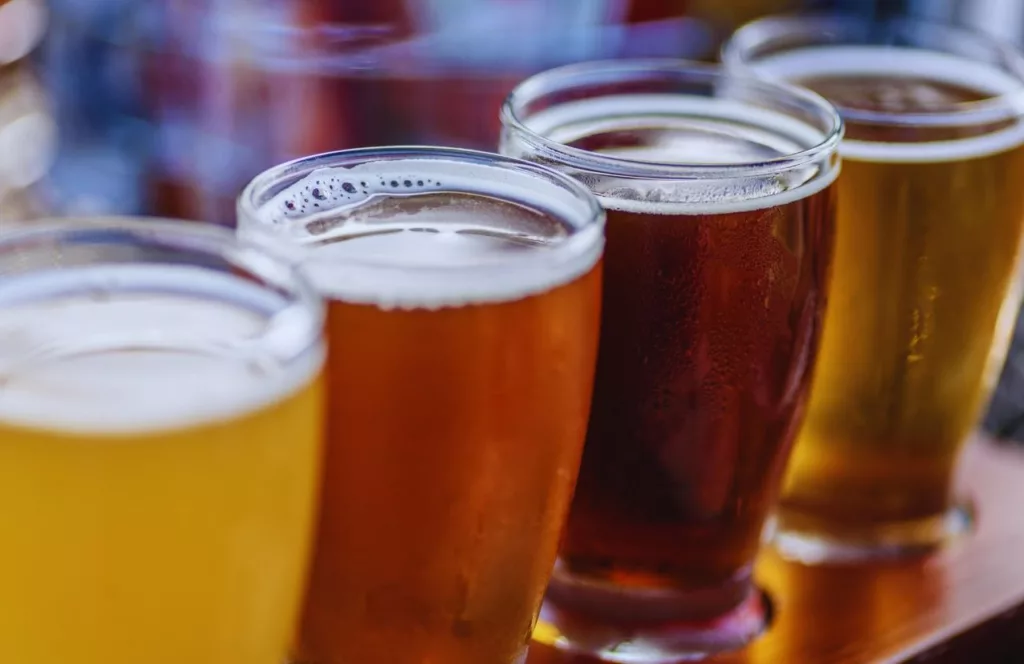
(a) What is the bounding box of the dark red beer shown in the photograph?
[560,144,835,594]
[500,60,841,661]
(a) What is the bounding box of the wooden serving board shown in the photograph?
[527,436,1024,664]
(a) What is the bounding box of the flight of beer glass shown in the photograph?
[6,13,1024,664]
[499,59,841,663]
[723,15,1024,565]
[237,147,605,664]
[0,152,604,664]
[0,219,326,664]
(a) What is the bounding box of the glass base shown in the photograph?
[532,571,770,663]
[770,497,975,565]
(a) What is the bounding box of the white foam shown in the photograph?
[0,265,323,435]
[507,94,839,215]
[749,46,1022,94]
[242,158,603,310]
[526,94,828,153]
[748,46,1024,162]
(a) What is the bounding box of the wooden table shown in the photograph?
[526,437,1024,664]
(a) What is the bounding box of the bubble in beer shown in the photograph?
[270,169,449,222]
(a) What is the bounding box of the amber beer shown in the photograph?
[0,219,325,664]
[500,61,841,661]
[238,148,604,664]
[724,17,1024,561]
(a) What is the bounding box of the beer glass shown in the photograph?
[723,16,1024,563]
[238,147,605,664]
[0,218,325,664]
[500,60,841,661]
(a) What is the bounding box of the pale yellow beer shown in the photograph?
[0,221,325,664]
[724,19,1024,560]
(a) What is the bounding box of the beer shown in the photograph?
[238,149,604,664]
[724,22,1024,560]
[0,222,325,664]
[500,62,841,660]
[539,117,836,593]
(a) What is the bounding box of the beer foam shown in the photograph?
[526,94,828,153]
[747,46,1024,162]
[511,94,839,215]
[245,158,603,310]
[0,265,323,435]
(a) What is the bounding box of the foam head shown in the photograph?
[240,153,604,310]
[0,264,323,435]
[505,93,839,215]
[747,46,1024,162]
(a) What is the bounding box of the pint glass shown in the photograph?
[0,218,326,664]
[500,60,841,661]
[723,16,1024,562]
[238,147,605,664]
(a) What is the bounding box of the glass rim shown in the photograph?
[499,57,844,180]
[721,13,1024,129]
[237,145,606,275]
[0,216,325,365]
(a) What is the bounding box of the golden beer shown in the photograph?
[0,220,325,664]
[724,18,1024,560]
[238,148,604,664]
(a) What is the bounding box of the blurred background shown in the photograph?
[6,0,1024,437]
